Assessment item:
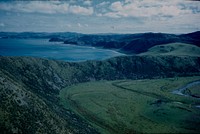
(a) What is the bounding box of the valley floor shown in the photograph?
[60,76,200,134]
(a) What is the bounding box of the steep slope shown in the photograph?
[0,57,100,134]
[0,70,72,134]
[0,55,200,133]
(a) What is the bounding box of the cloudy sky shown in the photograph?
[0,0,199,33]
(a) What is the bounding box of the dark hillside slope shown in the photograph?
[79,55,200,80]
[0,57,99,134]
[0,55,200,133]
[0,56,200,102]
[181,31,200,40]
[0,71,72,134]
[1,56,200,90]
[121,33,181,53]
[62,31,200,54]
[180,31,200,46]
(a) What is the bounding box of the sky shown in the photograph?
[0,0,200,34]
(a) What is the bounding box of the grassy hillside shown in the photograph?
[60,77,200,134]
[139,43,200,57]
[0,55,200,133]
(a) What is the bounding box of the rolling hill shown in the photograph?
[139,43,200,57]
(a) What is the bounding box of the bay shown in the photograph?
[0,39,124,62]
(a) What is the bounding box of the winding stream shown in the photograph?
[172,81,200,98]
[172,80,200,108]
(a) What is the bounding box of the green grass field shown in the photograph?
[59,76,200,134]
[183,84,200,98]
[139,43,200,57]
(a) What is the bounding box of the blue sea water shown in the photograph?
[0,39,124,62]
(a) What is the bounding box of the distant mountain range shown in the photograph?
[1,31,199,54]
[0,32,83,40]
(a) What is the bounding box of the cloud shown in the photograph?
[103,12,121,18]
[85,24,89,27]
[77,23,89,28]
[83,0,92,6]
[84,24,89,27]
[110,1,123,11]
[100,0,196,18]
[0,0,199,33]
[77,23,82,27]
[69,0,76,4]
[97,1,110,7]
[0,1,93,15]
[0,22,5,27]
[69,5,93,15]
[0,1,69,14]
[66,24,72,28]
